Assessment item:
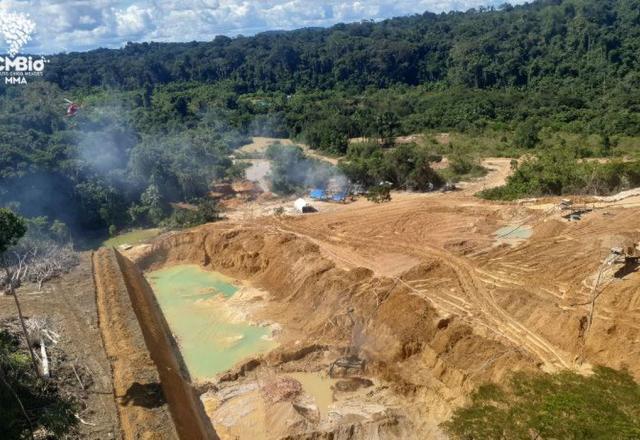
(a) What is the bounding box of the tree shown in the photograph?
[266,144,335,195]
[0,209,40,379]
[375,111,400,147]
[140,183,167,225]
[514,120,540,149]
[0,209,26,254]
[601,132,612,156]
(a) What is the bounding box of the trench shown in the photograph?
[145,264,277,381]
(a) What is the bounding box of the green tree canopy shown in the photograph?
[0,209,26,255]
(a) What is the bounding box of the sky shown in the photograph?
[0,0,528,55]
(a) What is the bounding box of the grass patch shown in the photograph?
[102,228,161,248]
[443,366,640,440]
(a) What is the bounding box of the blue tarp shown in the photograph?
[332,192,348,202]
[310,189,326,200]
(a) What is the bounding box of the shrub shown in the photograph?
[0,329,78,438]
[366,184,392,203]
[479,148,640,200]
[340,142,443,191]
[266,144,336,195]
[164,199,219,228]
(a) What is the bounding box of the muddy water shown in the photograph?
[495,225,533,246]
[287,372,338,419]
[495,225,533,239]
[147,265,276,381]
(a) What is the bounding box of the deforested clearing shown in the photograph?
[110,159,640,438]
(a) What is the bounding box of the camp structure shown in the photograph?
[209,182,234,200]
[231,180,262,200]
[331,191,348,202]
[294,198,316,213]
[310,188,327,200]
[310,178,352,203]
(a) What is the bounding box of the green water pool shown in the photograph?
[103,228,160,247]
[146,265,276,381]
[495,225,533,239]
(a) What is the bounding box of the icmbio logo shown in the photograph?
[0,11,47,85]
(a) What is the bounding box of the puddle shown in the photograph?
[495,225,532,244]
[147,265,277,380]
[287,372,338,419]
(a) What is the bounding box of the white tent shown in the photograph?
[294,198,308,212]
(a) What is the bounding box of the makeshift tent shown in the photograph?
[332,192,348,202]
[294,198,307,211]
[310,189,326,200]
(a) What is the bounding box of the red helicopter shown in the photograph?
[64,98,82,118]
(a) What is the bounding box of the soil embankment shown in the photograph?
[118,153,640,437]
[93,248,217,440]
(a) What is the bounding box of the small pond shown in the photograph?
[495,225,533,240]
[287,372,338,419]
[147,264,276,381]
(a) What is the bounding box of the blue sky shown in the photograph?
[0,0,527,54]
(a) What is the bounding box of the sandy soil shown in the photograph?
[81,151,640,438]
[202,156,640,380]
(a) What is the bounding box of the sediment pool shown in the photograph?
[495,225,533,239]
[146,264,276,381]
[287,372,338,419]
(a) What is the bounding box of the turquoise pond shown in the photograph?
[495,225,533,239]
[146,265,276,381]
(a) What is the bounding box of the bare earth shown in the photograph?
[120,156,640,438]
[0,253,120,440]
[8,150,639,439]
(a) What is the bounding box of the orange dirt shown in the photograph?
[93,248,218,439]
[120,159,640,436]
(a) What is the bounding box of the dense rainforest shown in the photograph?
[2,0,640,237]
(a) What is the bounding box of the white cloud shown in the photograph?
[0,0,528,54]
[115,5,154,36]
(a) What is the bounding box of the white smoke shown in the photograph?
[0,11,36,56]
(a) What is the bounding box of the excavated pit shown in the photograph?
[108,223,541,439]
[92,167,640,439]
